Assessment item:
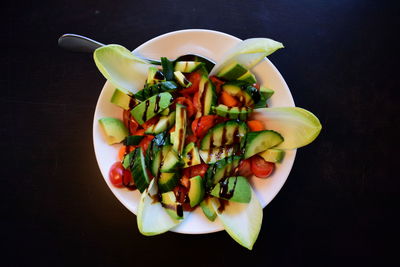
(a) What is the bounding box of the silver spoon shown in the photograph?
[58,33,215,70]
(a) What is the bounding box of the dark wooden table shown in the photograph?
[3,1,399,266]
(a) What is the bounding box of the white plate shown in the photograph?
[93,29,296,234]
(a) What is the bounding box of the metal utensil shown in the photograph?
[58,33,215,70]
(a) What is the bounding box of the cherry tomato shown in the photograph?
[179,72,202,95]
[109,162,125,188]
[210,75,225,94]
[191,115,228,138]
[123,110,139,134]
[237,159,253,178]
[174,97,197,118]
[250,155,275,178]
[183,163,208,178]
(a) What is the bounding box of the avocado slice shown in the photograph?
[161,191,184,220]
[173,71,192,87]
[213,104,253,120]
[110,88,135,110]
[200,197,217,221]
[253,86,275,109]
[258,148,285,163]
[146,66,165,85]
[182,142,201,168]
[199,146,236,164]
[188,176,205,207]
[237,70,257,84]
[198,76,217,116]
[98,117,129,144]
[131,92,173,125]
[145,111,176,135]
[217,62,248,81]
[210,176,251,203]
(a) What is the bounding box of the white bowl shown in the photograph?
[93,29,296,234]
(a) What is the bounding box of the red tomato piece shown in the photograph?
[109,162,125,188]
[250,155,275,178]
[174,97,197,118]
[210,75,225,94]
[142,116,159,130]
[183,163,209,178]
[179,72,202,95]
[138,135,154,154]
[237,159,253,178]
[191,115,228,138]
[123,110,139,134]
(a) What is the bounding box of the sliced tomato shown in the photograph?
[142,116,159,130]
[237,159,253,178]
[250,155,275,178]
[123,110,139,134]
[179,72,202,95]
[191,115,228,138]
[174,97,197,118]
[138,135,154,154]
[185,134,197,144]
[210,75,225,94]
[183,163,208,178]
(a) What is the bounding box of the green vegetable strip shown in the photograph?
[161,57,174,81]
[135,81,178,101]
[123,135,145,146]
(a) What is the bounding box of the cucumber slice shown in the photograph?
[244,130,284,159]
[210,176,251,203]
[160,147,182,173]
[158,172,179,193]
[132,147,150,193]
[123,135,145,146]
[205,156,242,189]
[258,148,285,163]
[145,111,176,135]
[200,120,248,150]
[172,104,187,155]
[199,146,236,164]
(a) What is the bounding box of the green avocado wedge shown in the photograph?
[94,44,151,93]
[130,92,173,125]
[137,179,181,236]
[257,107,322,149]
[210,188,262,250]
[98,117,128,144]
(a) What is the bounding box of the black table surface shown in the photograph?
[3,0,399,266]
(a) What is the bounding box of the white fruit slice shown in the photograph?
[137,179,181,236]
[255,107,322,149]
[210,38,284,76]
[94,44,150,93]
[211,189,262,250]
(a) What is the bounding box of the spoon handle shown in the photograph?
[58,34,105,53]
